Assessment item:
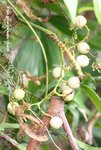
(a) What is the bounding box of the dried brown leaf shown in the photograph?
[24,71,45,86]
[20,123,48,142]
[15,103,31,115]
[16,0,48,22]
[19,113,40,124]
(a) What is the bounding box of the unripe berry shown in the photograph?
[76,55,89,67]
[7,102,19,115]
[77,42,90,54]
[62,86,74,101]
[75,15,87,29]
[13,88,25,100]
[60,83,68,92]
[67,76,80,89]
[52,67,64,79]
[50,116,63,129]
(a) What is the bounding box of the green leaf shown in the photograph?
[63,0,78,24]
[0,85,8,95]
[76,139,101,150]
[14,27,45,76]
[81,85,101,112]
[93,0,101,24]
[17,144,26,150]
[78,6,93,14]
[0,123,20,131]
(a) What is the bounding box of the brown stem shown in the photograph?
[47,34,84,77]
[27,96,79,150]
[0,132,20,148]
[59,111,79,150]
[87,112,101,144]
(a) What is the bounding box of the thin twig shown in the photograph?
[0,132,20,149]
[87,112,101,144]
[59,111,79,150]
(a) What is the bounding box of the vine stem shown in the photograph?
[27,96,79,150]
[29,109,62,150]
[31,76,62,107]
[19,18,56,36]
[59,111,79,150]
[0,131,26,150]
[7,0,48,97]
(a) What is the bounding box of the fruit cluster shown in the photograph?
[76,16,90,68]
[7,16,90,130]
[52,16,90,100]
[7,88,25,115]
[50,15,91,129]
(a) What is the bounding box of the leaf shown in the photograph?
[76,139,101,150]
[93,0,101,24]
[49,15,72,35]
[81,85,101,112]
[16,0,43,22]
[20,123,48,142]
[14,26,45,76]
[0,123,20,131]
[63,0,78,24]
[0,85,8,95]
[68,104,80,130]
[17,144,26,150]
[78,6,93,14]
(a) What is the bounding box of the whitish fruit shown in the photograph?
[7,102,19,115]
[77,42,90,54]
[60,83,68,92]
[75,15,87,29]
[13,88,25,100]
[76,55,89,67]
[62,86,74,101]
[52,67,64,79]
[50,116,63,129]
[67,76,80,89]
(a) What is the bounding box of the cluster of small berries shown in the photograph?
[50,16,90,129]
[7,89,25,115]
[7,16,90,130]
[52,67,80,101]
[76,15,90,68]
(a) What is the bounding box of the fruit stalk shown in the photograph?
[27,96,79,150]
[47,34,84,77]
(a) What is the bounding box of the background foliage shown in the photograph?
[0,0,101,149]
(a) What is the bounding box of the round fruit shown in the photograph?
[75,15,87,29]
[52,67,64,79]
[67,76,80,89]
[50,116,63,129]
[13,88,25,100]
[60,83,68,92]
[76,55,89,67]
[7,102,19,115]
[62,86,74,101]
[77,42,90,54]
